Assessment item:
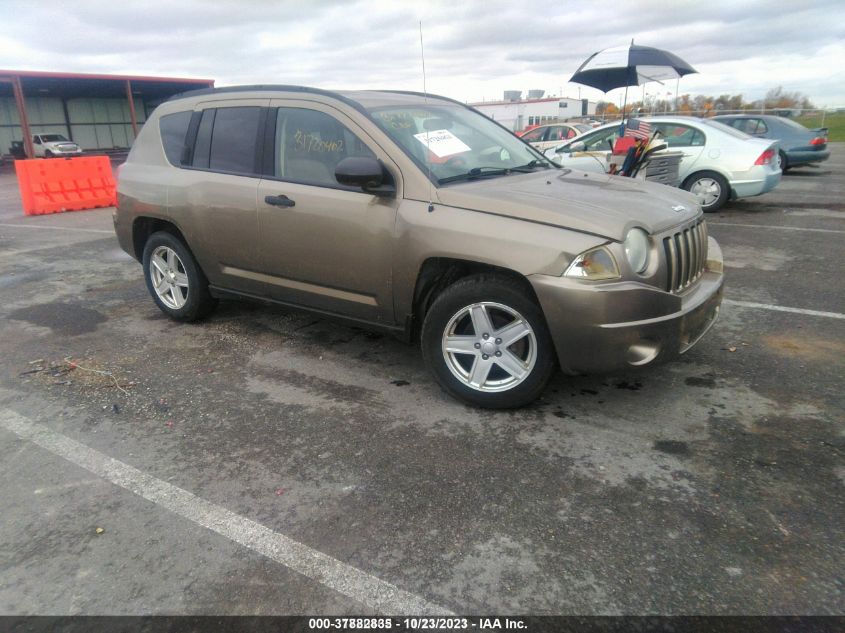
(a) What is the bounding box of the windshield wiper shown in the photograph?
[516,159,552,170]
[438,162,547,185]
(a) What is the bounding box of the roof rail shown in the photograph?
[165,84,347,102]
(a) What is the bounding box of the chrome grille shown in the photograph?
[663,220,708,292]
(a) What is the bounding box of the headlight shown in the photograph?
[564,246,620,280]
[624,228,650,274]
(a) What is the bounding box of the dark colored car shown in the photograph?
[713,114,829,171]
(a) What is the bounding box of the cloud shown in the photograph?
[2,0,844,104]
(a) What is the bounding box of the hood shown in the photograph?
[435,168,701,242]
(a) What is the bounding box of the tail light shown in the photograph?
[754,149,775,165]
[809,137,826,146]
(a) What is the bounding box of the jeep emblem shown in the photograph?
[672,205,686,213]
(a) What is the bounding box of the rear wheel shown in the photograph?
[683,170,729,213]
[142,231,216,321]
[421,275,556,408]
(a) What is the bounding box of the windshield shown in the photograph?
[40,134,69,142]
[368,103,553,185]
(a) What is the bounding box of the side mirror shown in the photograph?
[335,156,395,196]
[567,140,586,153]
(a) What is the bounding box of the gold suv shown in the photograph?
[115,86,724,408]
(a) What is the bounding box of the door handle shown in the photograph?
[264,194,295,208]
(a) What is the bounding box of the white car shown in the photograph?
[544,116,782,212]
[32,134,83,158]
[518,122,585,152]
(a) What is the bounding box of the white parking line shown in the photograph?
[724,299,845,320]
[0,223,113,235]
[708,222,845,235]
[0,410,452,615]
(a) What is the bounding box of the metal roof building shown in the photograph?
[0,70,214,159]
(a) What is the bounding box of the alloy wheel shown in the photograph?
[441,302,537,392]
[149,245,189,309]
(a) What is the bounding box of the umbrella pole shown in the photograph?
[622,84,629,122]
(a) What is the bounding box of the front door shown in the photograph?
[255,101,401,323]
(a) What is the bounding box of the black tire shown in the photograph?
[142,231,217,322]
[421,274,556,409]
[44,150,54,158]
[683,170,729,213]
[778,150,790,173]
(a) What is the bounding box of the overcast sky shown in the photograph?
[2,0,844,106]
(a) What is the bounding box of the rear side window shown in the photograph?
[192,109,215,169]
[653,123,705,147]
[191,106,262,175]
[209,107,262,174]
[159,111,192,165]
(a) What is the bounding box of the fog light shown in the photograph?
[627,340,660,366]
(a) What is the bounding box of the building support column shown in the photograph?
[126,80,138,139]
[61,98,73,142]
[2,75,34,158]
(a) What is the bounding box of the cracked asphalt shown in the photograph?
[0,147,842,615]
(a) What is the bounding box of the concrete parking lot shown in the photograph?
[0,150,842,615]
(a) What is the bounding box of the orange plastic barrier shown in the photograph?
[14,156,117,216]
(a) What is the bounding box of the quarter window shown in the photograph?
[274,107,376,188]
[159,111,192,166]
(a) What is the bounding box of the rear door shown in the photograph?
[254,100,401,322]
[166,99,269,293]
[651,122,707,175]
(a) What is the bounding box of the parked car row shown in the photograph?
[512,114,828,212]
[535,116,792,212]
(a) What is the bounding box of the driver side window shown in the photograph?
[582,128,620,152]
[521,127,546,142]
[275,107,376,188]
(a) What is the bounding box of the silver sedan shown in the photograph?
[544,116,782,212]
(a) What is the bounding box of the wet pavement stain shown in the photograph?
[653,440,691,456]
[686,376,717,388]
[8,302,107,336]
[615,380,642,391]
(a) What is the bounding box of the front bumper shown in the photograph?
[529,237,724,375]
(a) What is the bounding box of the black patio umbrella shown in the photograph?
[570,41,697,117]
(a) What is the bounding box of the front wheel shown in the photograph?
[778,151,789,173]
[421,275,556,408]
[683,170,729,213]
